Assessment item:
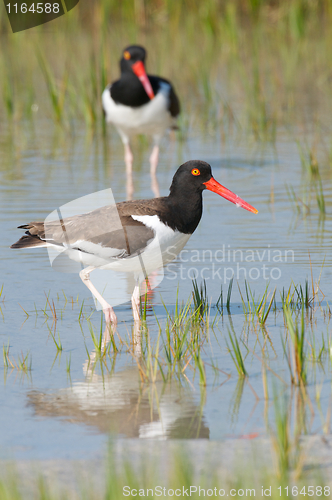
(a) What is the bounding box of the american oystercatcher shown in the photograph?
[102,45,180,196]
[10,160,257,324]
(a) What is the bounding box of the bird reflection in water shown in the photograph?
[27,325,209,439]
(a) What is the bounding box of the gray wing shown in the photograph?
[11,204,156,257]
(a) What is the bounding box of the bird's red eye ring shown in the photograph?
[191,168,200,176]
[124,51,131,60]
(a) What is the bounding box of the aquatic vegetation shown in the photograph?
[286,184,310,216]
[315,177,326,216]
[1,1,332,148]
[287,145,328,218]
[86,314,110,356]
[66,353,71,375]
[270,392,302,480]
[192,278,208,319]
[36,51,68,124]
[3,341,31,373]
[226,327,248,378]
[3,340,10,368]
[2,273,332,491]
[239,280,276,325]
[47,324,63,352]
[281,303,307,386]
[215,278,234,315]
[281,280,315,310]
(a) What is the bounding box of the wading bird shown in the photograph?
[102,45,180,198]
[11,160,257,325]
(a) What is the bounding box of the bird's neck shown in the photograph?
[111,73,151,107]
[167,189,203,234]
[117,72,143,92]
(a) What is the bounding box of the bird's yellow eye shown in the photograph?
[191,168,200,176]
[123,51,131,60]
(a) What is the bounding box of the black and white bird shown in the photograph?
[11,160,257,324]
[102,45,180,182]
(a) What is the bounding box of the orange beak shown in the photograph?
[132,61,155,100]
[204,177,258,214]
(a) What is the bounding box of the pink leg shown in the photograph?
[132,320,141,356]
[124,143,133,172]
[124,143,134,200]
[150,144,160,197]
[149,144,159,174]
[131,283,140,322]
[79,267,117,325]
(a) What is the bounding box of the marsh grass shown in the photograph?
[5,276,332,445]
[101,284,215,384]
[315,177,326,216]
[36,51,68,124]
[307,330,326,363]
[270,392,302,480]
[66,353,71,375]
[83,276,331,400]
[281,280,315,310]
[282,303,307,386]
[215,278,234,316]
[192,279,208,319]
[288,146,328,218]
[226,277,233,313]
[286,184,310,216]
[133,311,208,384]
[226,327,248,377]
[3,341,31,373]
[86,313,109,356]
[272,394,291,478]
[47,324,63,352]
[239,280,276,325]
[78,299,85,321]
[3,340,10,369]
[2,1,332,146]
[132,325,163,383]
[298,145,320,179]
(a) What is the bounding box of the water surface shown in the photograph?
[1,117,332,461]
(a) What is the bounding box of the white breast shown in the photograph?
[102,83,174,141]
[131,215,191,266]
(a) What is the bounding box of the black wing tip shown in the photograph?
[10,239,25,249]
[10,234,44,249]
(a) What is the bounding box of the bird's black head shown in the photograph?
[120,45,147,73]
[169,161,213,196]
[119,45,155,100]
[169,160,258,214]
